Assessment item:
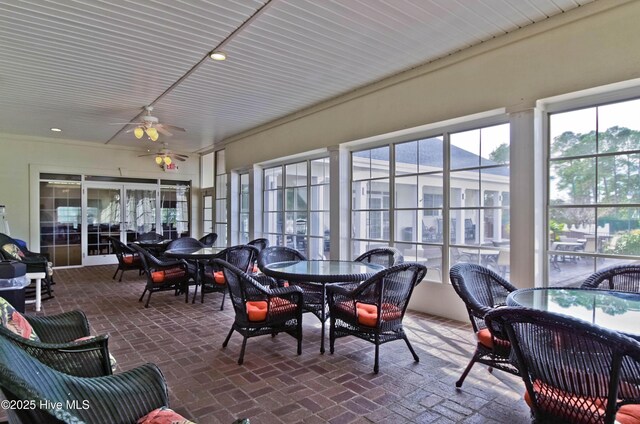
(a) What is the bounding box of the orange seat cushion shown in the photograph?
[476,328,510,349]
[213,271,226,285]
[151,267,185,284]
[355,302,401,327]
[523,380,640,423]
[252,264,259,274]
[137,406,195,424]
[246,297,297,322]
[122,254,138,264]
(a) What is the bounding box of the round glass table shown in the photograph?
[262,260,384,353]
[507,287,640,339]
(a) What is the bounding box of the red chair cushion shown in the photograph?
[122,254,139,264]
[355,302,401,327]
[213,271,226,285]
[246,297,296,322]
[151,267,185,284]
[523,380,640,423]
[476,328,511,349]
[137,406,195,424]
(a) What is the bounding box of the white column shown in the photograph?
[329,146,350,260]
[509,106,544,289]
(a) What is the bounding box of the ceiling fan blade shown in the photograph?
[162,124,186,132]
[110,122,144,125]
[137,153,157,157]
[173,154,189,159]
[156,127,173,137]
[173,156,187,161]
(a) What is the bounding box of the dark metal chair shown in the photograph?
[130,244,191,308]
[355,247,404,268]
[581,264,640,292]
[199,232,218,247]
[108,237,144,282]
[449,263,519,387]
[0,297,112,377]
[486,307,640,424]
[165,236,204,251]
[213,258,304,365]
[201,245,259,308]
[327,263,427,373]
[0,334,172,424]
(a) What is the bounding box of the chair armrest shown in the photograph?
[26,310,90,343]
[270,285,303,297]
[326,284,353,297]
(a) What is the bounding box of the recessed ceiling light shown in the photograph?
[50,128,62,132]
[209,51,227,61]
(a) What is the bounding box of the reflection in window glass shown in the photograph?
[548,99,640,286]
[238,173,249,244]
[40,179,82,267]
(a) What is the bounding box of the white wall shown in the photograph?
[0,134,200,248]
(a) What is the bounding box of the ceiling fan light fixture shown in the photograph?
[50,127,62,132]
[146,127,159,141]
[163,156,172,165]
[155,156,163,165]
[209,51,226,61]
[134,127,144,139]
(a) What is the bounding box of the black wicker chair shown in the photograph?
[0,333,175,424]
[213,259,304,365]
[486,307,640,424]
[355,247,404,268]
[130,244,192,307]
[581,264,640,292]
[449,263,519,388]
[108,237,144,282]
[137,231,165,242]
[201,245,259,308]
[0,299,112,377]
[327,263,427,373]
[199,232,218,247]
[247,238,269,273]
[0,232,53,299]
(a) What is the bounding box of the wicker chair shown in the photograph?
[355,247,404,268]
[0,232,54,299]
[0,300,112,377]
[137,231,165,242]
[213,258,304,365]
[248,238,269,253]
[130,244,192,307]
[108,237,144,282]
[199,232,218,247]
[486,307,640,424]
[581,264,640,292]
[327,263,426,373]
[449,263,519,387]
[201,245,259,308]
[0,333,174,424]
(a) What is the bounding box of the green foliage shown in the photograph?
[488,143,509,164]
[549,220,565,241]
[606,229,640,256]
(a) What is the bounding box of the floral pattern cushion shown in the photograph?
[137,407,196,424]
[74,336,118,372]
[2,243,24,261]
[0,298,39,341]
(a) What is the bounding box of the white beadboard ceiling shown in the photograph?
[0,0,594,154]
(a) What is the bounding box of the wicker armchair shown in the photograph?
[449,263,519,388]
[248,238,269,253]
[0,333,173,424]
[137,231,165,242]
[327,263,426,373]
[199,232,218,247]
[486,307,640,424]
[355,247,404,268]
[0,303,112,377]
[0,232,53,299]
[201,245,259,308]
[581,264,640,292]
[130,244,192,307]
[108,237,144,282]
[213,259,304,365]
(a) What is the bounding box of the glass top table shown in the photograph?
[507,288,640,339]
[262,260,385,353]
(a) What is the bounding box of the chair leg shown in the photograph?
[374,335,380,374]
[402,333,420,363]
[192,283,199,304]
[144,291,152,308]
[329,317,336,354]
[112,267,119,280]
[297,319,303,355]
[238,335,248,365]
[223,328,234,347]
[118,269,124,282]
[219,291,226,311]
[456,346,482,388]
[139,288,147,302]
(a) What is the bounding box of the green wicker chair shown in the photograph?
[0,334,171,424]
[0,299,112,378]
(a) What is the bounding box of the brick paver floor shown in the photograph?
[20,265,532,423]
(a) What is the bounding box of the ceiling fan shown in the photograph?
[138,143,188,166]
[112,106,186,141]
